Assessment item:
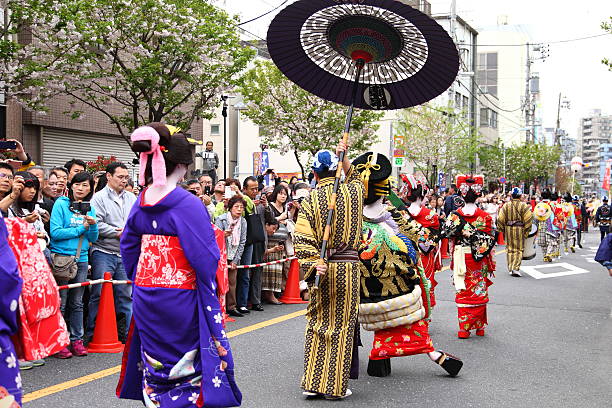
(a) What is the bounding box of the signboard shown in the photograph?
[393,135,405,158]
[438,172,445,188]
[499,177,507,184]
[394,157,405,167]
[252,151,269,177]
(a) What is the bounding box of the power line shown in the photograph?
[458,33,610,47]
[457,81,525,129]
[238,0,289,26]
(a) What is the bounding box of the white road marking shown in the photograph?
[521,262,591,279]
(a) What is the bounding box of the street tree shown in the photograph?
[237,59,383,177]
[479,142,561,189]
[395,104,479,182]
[1,0,254,141]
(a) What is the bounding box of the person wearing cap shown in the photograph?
[355,154,462,379]
[496,187,534,277]
[117,123,241,408]
[443,175,496,339]
[595,196,611,242]
[293,141,362,400]
[560,193,579,254]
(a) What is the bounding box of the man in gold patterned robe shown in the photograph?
[294,141,363,400]
[497,187,533,277]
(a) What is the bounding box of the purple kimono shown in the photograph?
[117,188,241,407]
[0,213,23,407]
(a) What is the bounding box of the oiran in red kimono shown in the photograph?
[443,175,496,339]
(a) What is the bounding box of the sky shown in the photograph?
[216,0,612,142]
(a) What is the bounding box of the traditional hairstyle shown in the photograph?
[131,122,193,187]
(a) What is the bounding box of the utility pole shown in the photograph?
[524,43,532,144]
[555,92,562,147]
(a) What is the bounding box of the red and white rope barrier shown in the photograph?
[57,258,298,289]
[57,279,133,291]
[236,256,297,269]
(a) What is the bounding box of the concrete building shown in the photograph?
[476,23,530,146]
[578,110,612,193]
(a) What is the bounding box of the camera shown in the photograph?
[71,201,91,215]
[188,189,198,196]
[0,140,18,150]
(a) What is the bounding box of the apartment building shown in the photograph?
[578,109,612,193]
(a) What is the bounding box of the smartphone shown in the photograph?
[204,186,212,195]
[0,141,17,150]
[224,186,235,199]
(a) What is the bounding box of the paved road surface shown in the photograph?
[21,230,612,407]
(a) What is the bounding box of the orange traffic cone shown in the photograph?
[441,238,450,259]
[279,259,308,304]
[88,272,124,353]
[497,231,505,245]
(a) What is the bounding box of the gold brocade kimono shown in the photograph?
[294,166,364,397]
[496,199,533,271]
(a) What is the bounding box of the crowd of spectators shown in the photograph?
[0,138,312,371]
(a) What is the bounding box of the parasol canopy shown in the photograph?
[266,0,460,110]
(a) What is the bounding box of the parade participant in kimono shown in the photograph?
[117,123,241,408]
[572,196,583,249]
[496,187,533,277]
[355,154,462,379]
[0,211,23,408]
[5,218,69,364]
[535,190,558,262]
[549,193,564,259]
[294,142,362,400]
[400,174,442,309]
[443,175,496,339]
[595,196,611,242]
[561,194,578,254]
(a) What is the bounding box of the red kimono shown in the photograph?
[5,218,69,360]
[409,207,442,310]
[213,225,230,324]
[444,208,496,332]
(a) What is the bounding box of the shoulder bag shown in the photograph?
[51,235,85,281]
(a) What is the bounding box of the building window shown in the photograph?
[210,124,220,135]
[490,110,498,129]
[480,108,489,127]
[477,52,498,97]
[454,92,462,110]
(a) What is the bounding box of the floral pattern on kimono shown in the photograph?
[5,218,69,360]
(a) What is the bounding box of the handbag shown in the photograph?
[51,235,85,281]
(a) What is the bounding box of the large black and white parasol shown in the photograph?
[266,0,459,110]
[266,0,460,287]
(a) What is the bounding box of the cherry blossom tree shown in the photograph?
[237,60,382,178]
[1,0,254,137]
[395,104,479,181]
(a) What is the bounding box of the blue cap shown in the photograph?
[511,187,522,196]
[312,150,339,173]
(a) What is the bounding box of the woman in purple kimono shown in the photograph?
[117,123,241,407]
[0,211,23,408]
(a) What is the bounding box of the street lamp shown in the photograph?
[221,95,229,179]
[233,101,247,179]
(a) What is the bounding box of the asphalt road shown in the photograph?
[21,230,612,407]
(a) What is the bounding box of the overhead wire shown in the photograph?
[452,33,610,47]
[237,0,289,26]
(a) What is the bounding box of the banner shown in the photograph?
[602,160,611,191]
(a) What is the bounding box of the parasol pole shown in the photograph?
[314,58,365,289]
